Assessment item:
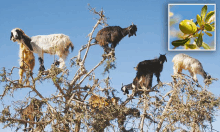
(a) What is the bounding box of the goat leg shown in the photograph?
[38,57,45,71]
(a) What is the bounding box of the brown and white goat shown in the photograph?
[132,74,153,93]
[95,23,137,53]
[172,53,211,82]
[21,99,44,131]
[19,43,35,85]
[10,28,74,71]
[121,74,153,95]
[89,95,119,110]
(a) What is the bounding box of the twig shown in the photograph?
[52,79,67,100]
[156,89,175,132]
[67,57,106,105]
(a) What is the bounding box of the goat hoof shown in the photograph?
[39,66,45,71]
[158,81,164,87]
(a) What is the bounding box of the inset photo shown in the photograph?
[168,4,216,51]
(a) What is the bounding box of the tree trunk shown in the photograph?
[74,119,81,132]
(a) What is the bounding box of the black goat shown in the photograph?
[121,54,167,95]
[95,23,137,53]
[134,54,167,84]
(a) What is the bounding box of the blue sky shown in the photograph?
[169,4,215,50]
[0,0,220,131]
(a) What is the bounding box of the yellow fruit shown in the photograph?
[179,20,197,34]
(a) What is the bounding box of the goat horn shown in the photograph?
[132,22,134,25]
[121,83,124,87]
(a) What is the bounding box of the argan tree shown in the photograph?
[171,5,215,50]
[0,6,219,132]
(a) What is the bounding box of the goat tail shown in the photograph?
[134,66,137,71]
[69,42,74,52]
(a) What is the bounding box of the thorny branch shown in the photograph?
[69,7,106,88]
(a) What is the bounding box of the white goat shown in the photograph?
[10,28,74,71]
[172,53,211,82]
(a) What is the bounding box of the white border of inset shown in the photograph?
[168,3,216,51]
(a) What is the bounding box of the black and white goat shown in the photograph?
[122,54,167,95]
[95,23,137,53]
[121,73,153,95]
[10,28,74,71]
[172,53,211,82]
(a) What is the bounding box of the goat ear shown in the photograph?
[22,35,33,51]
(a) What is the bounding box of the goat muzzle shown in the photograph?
[10,34,12,40]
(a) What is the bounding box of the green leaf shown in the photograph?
[194,21,198,25]
[204,24,213,31]
[185,44,197,49]
[196,14,202,26]
[202,42,211,49]
[205,11,215,23]
[201,5,207,20]
[204,31,212,36]
[210,23,215,31]
[212,26,215,31]
[193,33,200,37]
[196,32,203,47]
[172,38,190,47]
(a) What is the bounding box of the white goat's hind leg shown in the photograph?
[189,70,198,82]
[173,67,178,75]
[173,65,181,83]
[38,52,45,71]
[173,65,182,77]
[173,64,181,74]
